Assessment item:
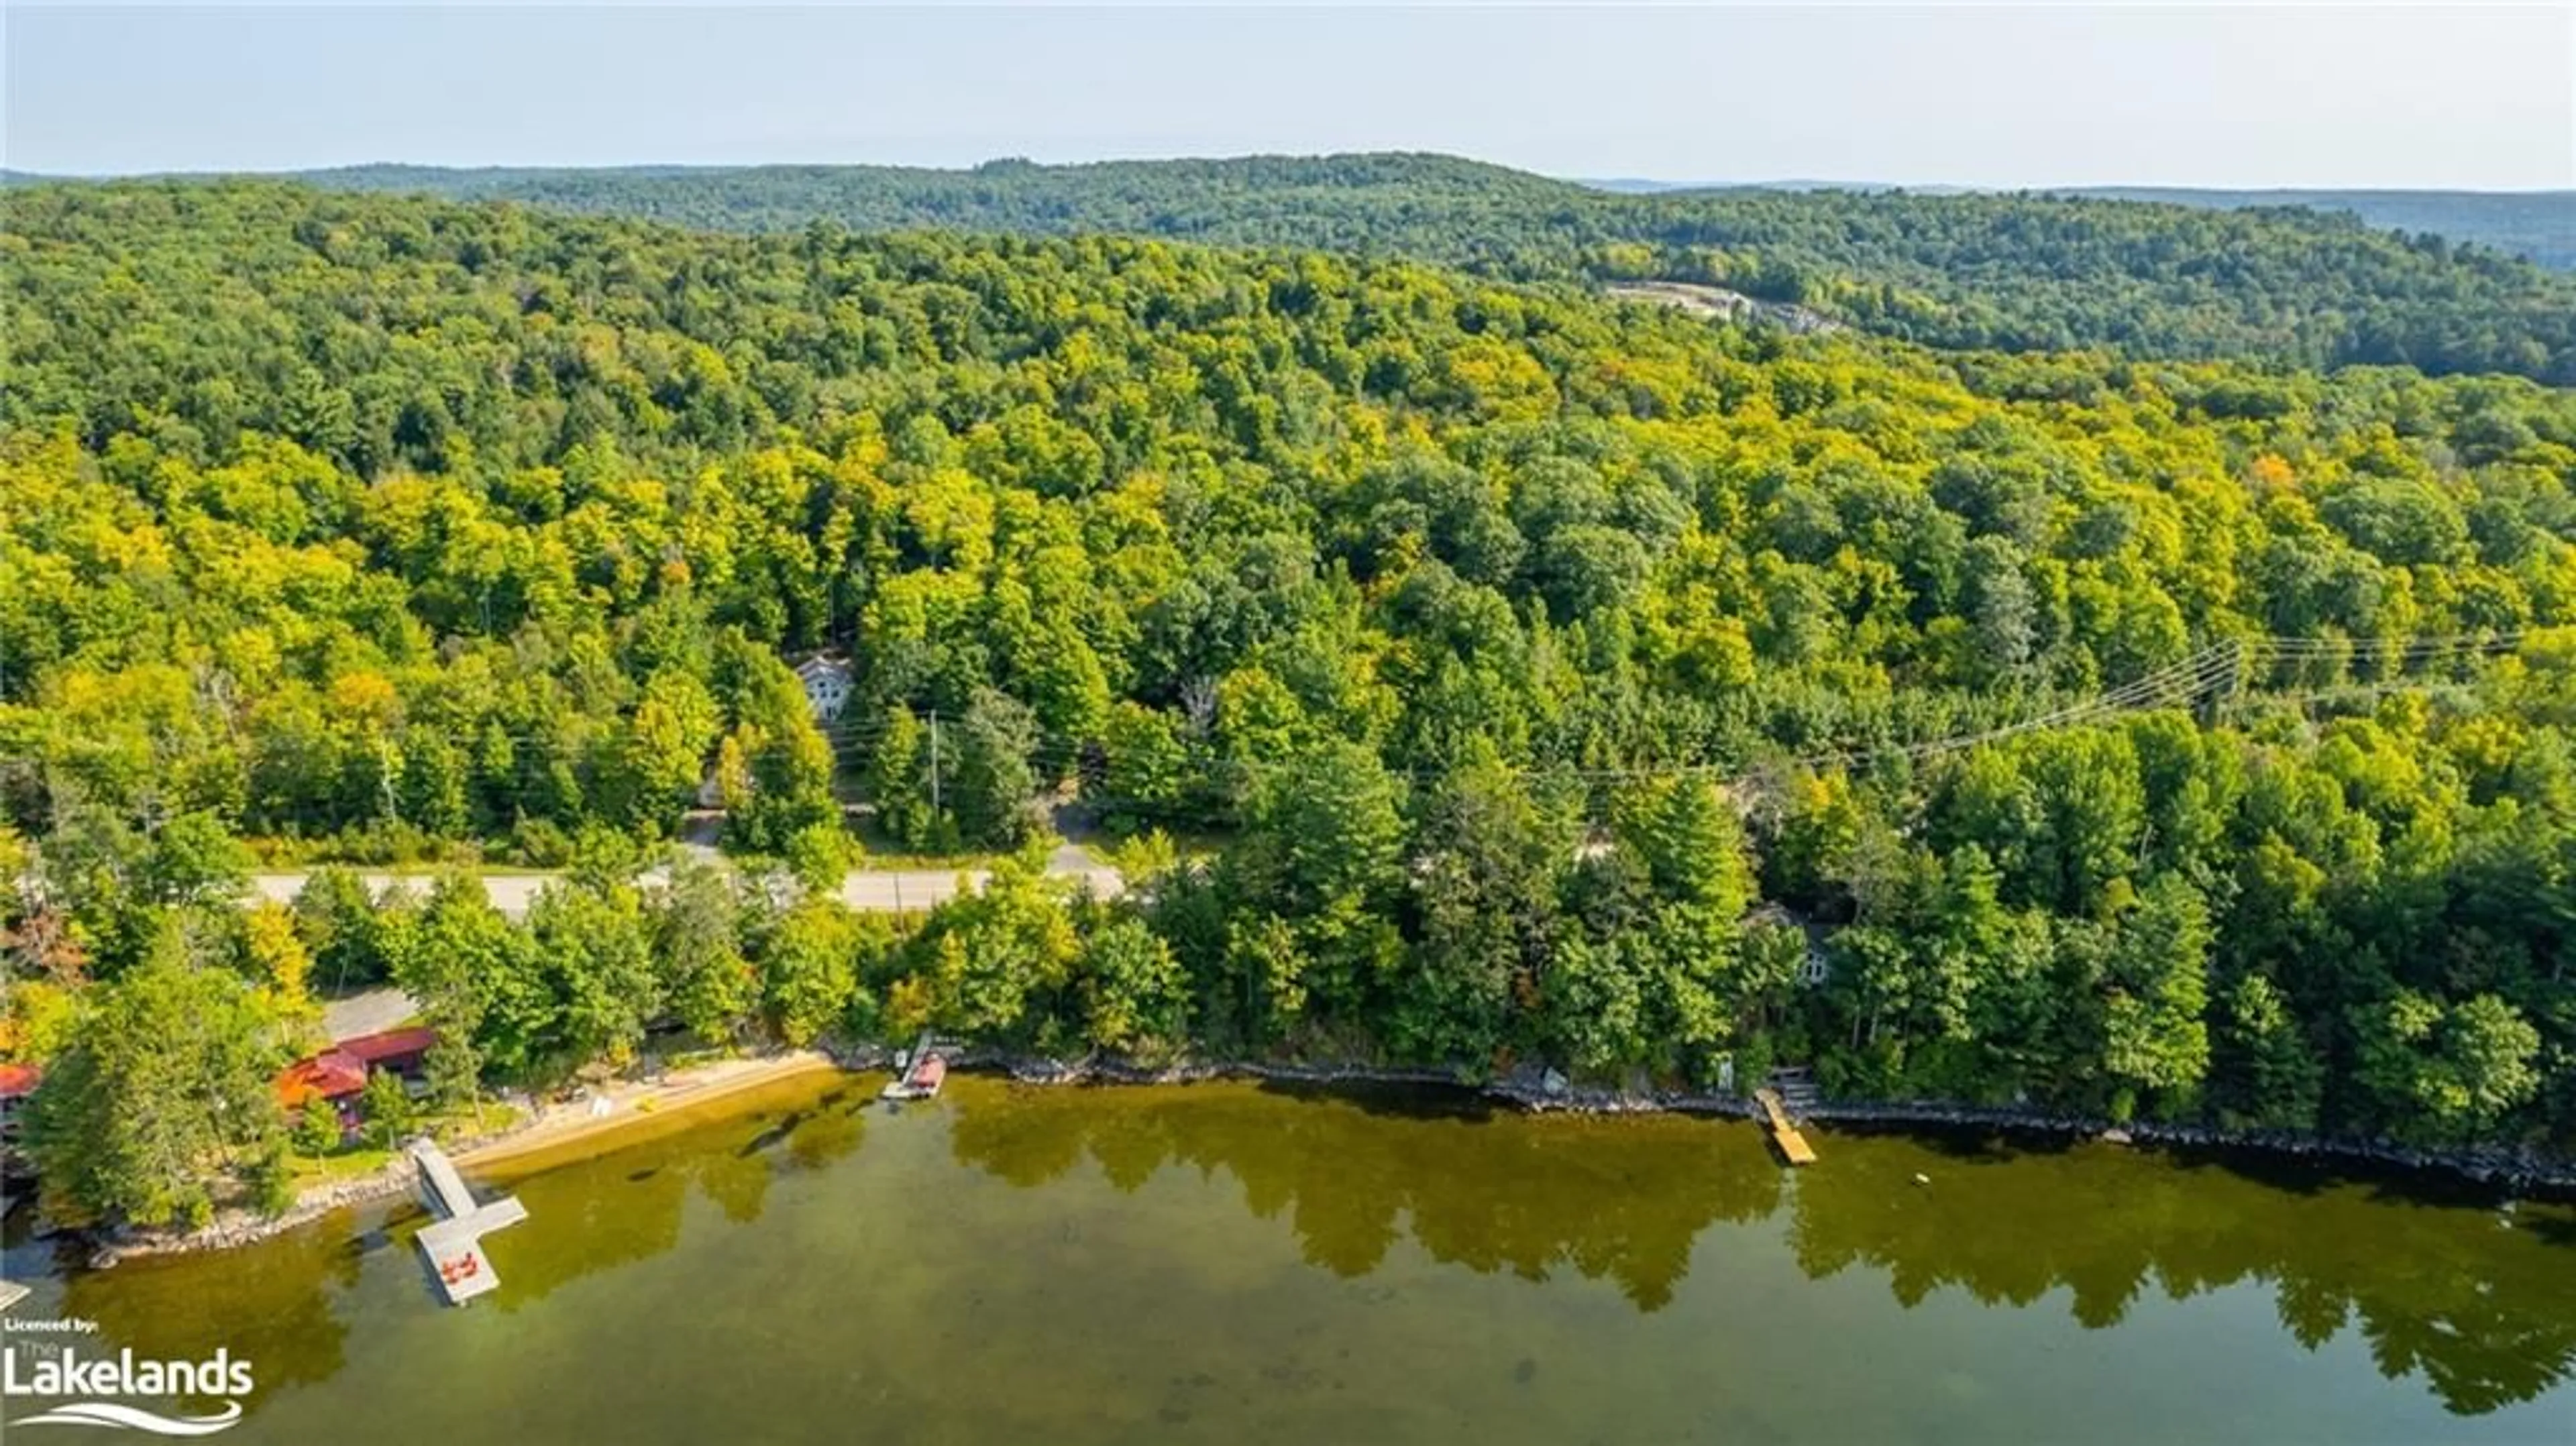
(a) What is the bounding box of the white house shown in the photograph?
[792,653,855,722]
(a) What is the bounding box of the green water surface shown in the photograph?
[6,1074,2573,1444]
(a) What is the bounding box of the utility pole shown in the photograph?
[927,710,941,819]
[379,738,402,826]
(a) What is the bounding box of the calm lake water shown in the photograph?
[6,1073,2575,1445]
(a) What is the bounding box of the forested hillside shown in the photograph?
[4,180,2574,1223]
[282,154,2576,384]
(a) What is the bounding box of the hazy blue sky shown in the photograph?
[7,3,2570,188]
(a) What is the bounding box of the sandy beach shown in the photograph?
[463,1051,852,1174]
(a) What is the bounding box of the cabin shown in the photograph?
[275,1027,441,1139]
[275,1050,370,1137]
[339,1025,437,1076]
[792,652,855,722]
[1744,903,1836,987]
[276,1051,368,1108]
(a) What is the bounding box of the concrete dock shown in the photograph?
[411,1139,527,1305]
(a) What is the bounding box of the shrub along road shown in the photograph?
[251,851,1125,922]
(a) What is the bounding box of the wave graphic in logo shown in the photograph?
[9,1400,246,1435]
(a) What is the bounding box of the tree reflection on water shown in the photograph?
[37,1071,2576,1423]
[475,1084,876,1309]
[943,1078,2576,1416]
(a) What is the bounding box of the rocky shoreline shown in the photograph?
[949,1046,1463,1093]
[969,1050,2576,1195]
[1770,1098,2576,1194]
[92,1104,555,1266]
[100,1172,420,1264]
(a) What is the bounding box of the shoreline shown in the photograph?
[76,1045,2572,1263]
[1737,1097,2576,1192]
[460,1050,845,1172]
[972,1052,2576,1195]
[97,1050,857,1262]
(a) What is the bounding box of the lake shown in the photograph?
[5,1073,2573,1444]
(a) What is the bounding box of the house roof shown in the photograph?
[791,652,853,682]
[276,1050,369,1108]
[337,1026,438,1066]
[0,1062,40,1101]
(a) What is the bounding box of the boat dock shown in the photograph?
[410,1139,528,1305]
[880,1030,948,1101]
[0,1278,26,1313]
[1754,1088,1819,1166]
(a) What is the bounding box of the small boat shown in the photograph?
[880,1050,947,1102]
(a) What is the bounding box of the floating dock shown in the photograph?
[1754,1088,1819,1166]
[0,1278,26,1313]
[410,1140,528,1305]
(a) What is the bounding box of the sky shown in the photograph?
[5,3,2571,189]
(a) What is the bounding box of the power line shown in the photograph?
[30,630,2537,806]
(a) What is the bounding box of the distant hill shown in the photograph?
[1576,178,2576,270]
[23,153,2576,382]
[2068,188,2576,271]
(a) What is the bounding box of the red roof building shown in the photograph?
[275,1050,370,1110]
[337,1027,438,1070]
[0,1062,40,1102]
[275,1027,441,1116]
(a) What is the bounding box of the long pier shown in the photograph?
[1754,1088,1819,1166]
[410,1140,527,1305]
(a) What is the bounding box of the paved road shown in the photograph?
[822,863,1125,913]
[251,871,556,918]
[250,854,1124,921]
[320,985,419,1039]
[282,853,1124,1045]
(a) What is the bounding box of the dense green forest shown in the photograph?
[273,154,2576,384]
[3,180,2574,1225]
